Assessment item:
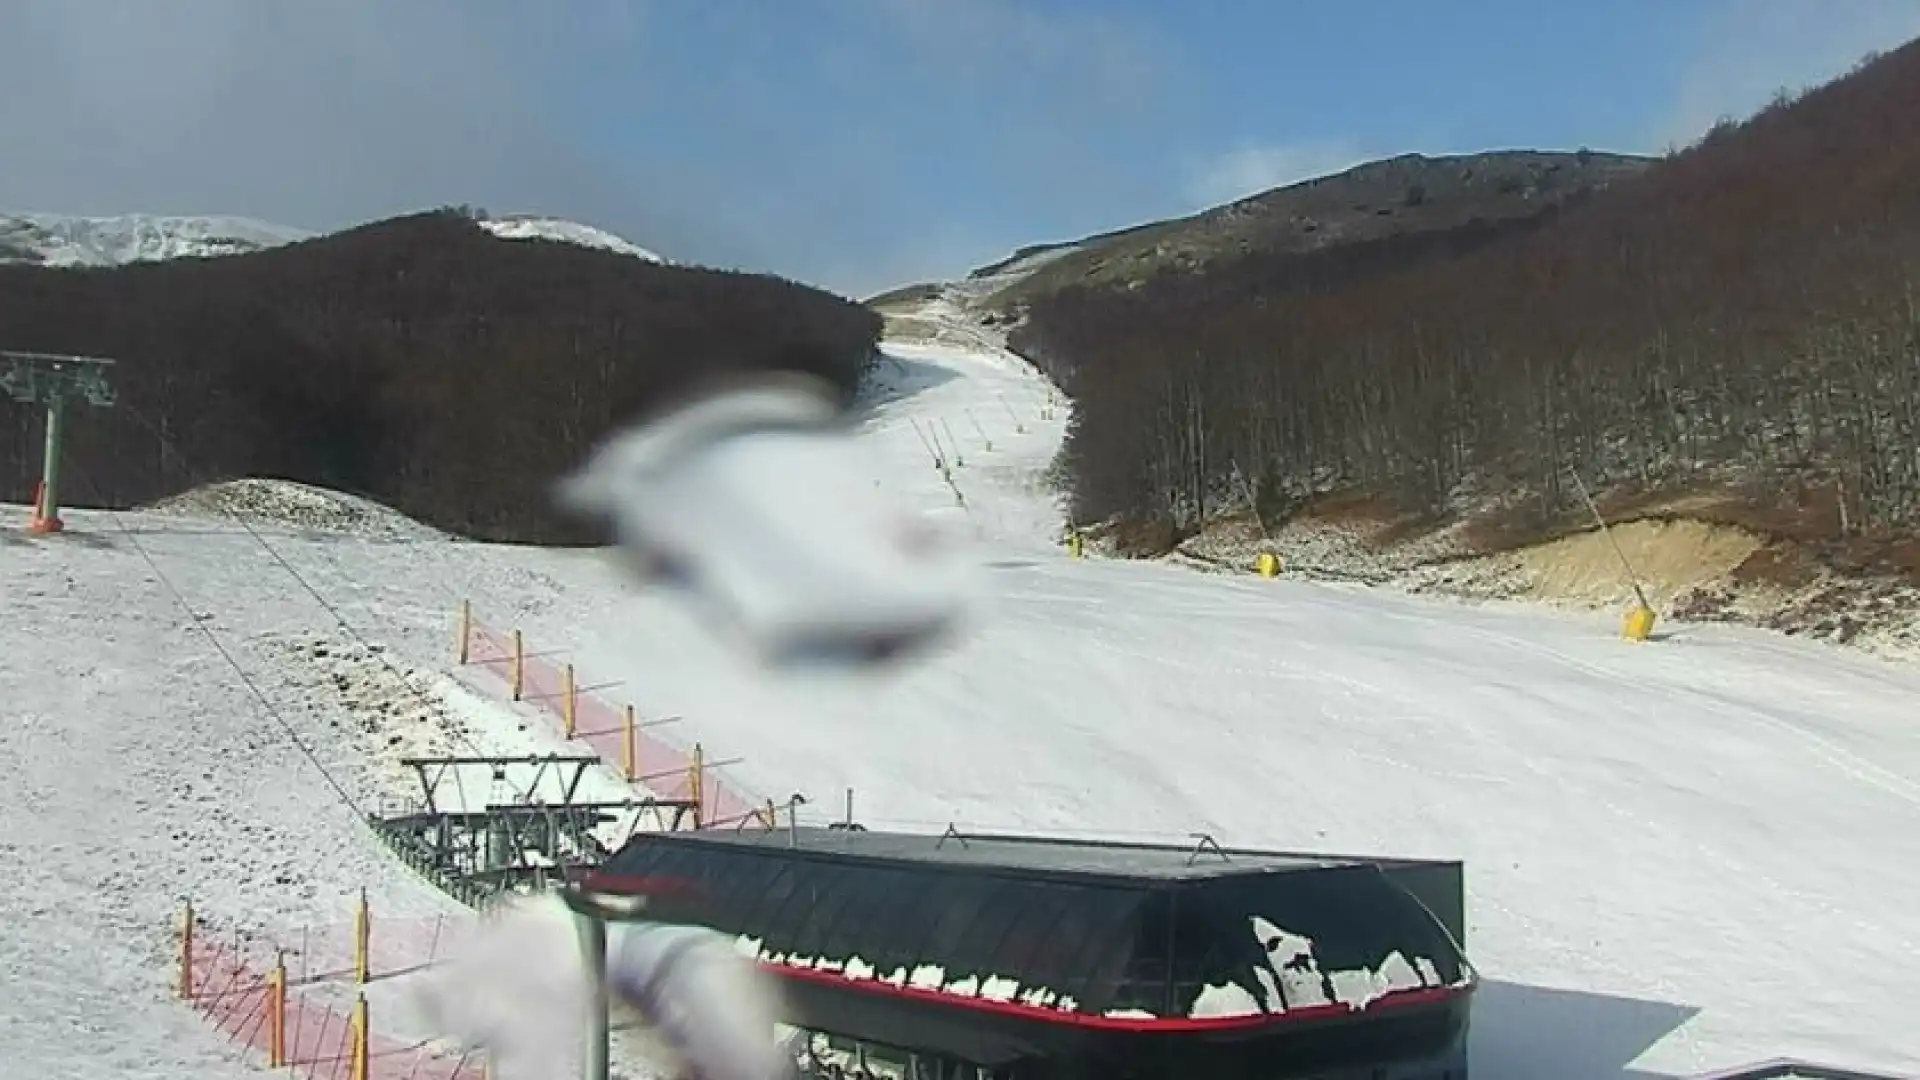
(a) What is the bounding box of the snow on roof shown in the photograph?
[655,825,1350,881]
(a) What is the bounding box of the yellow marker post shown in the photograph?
[353,888,370,985]
[457,598,472,665]
[350,993,369,1080]
[563,663,578,738]
[1622,604,1657,642]
[1255,551,1281,579]
[690,743,705,829]
[621,704,637,780]
[178,900,195,1000]
[267,955,287,1067]
[510,629,525,701]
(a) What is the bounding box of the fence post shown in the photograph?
[563,663,577,737]
[457,598,472,665]
[353,888,370,985]
[621,704,637,780]
[350,992,370,1080]
[690,743,705,829]
[268,953,287,1067]
[178,899,195,999]
[510,629,525,701]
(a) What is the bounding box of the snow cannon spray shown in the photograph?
[555,371,978,674]
[410,890,789,1080]
[603,915,789,1080]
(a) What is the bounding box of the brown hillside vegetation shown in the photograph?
[1011,40,1920,572]
[983,149,1650,307]
[0,209,881,543]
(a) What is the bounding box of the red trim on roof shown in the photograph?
[570,871,701,897]
[758,961,1473,1032]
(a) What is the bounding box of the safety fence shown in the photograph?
[180,896,490,1080]
[455,601,771,829]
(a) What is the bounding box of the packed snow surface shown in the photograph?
[4,299,1920,1079]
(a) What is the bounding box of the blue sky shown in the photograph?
[4,1,1919,297]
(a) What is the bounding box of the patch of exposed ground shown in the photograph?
[878,313,948,345]
[1106,490,1920,667]
[258,631,653,845]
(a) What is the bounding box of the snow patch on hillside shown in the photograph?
[0,213,314,266]
[144,479,446,541]
[477,215,664,263]
[0,210,664,268]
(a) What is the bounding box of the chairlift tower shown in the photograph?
[0,350,117,533]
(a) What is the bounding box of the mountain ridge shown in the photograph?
[0,209,663,268]
[868,148,1652,313]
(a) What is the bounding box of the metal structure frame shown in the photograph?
[367,754,718,1080]
[1,350,117,533]
[368,754,698,902]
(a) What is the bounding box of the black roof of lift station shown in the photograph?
[595,827,1476,1079]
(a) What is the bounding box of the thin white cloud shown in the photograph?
[0,0,766,266]
[0,0,1174,296]
[1183,140,1372,211]
[1656,0,1920,149]
[868,0,1165,112]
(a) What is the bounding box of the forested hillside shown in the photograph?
[1012,41,1920,560]
[0,209,880,543]
[984,148,1648,307]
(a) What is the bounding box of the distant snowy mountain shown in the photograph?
[476,214,665,263]
[0,210,664,268]
[0,213,314,266]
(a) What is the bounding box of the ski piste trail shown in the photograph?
[3,291,1919,1079]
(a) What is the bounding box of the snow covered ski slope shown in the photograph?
[4,307,1920,1079]
[510,329,1920,1080]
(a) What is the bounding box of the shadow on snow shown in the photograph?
[855,351,962,414]
[1471,979,1698,1080]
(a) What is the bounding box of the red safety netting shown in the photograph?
[185,920,488,1080]
[462,614,770,829]
[263,912,465,987]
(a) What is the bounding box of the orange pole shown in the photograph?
[510,630,525,700]
[563,664,577,737]
[457,599,472,665]
[267,955,287,1067]
[621,704,637,780]
[179,900,195,999]
[353,888,370,985]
